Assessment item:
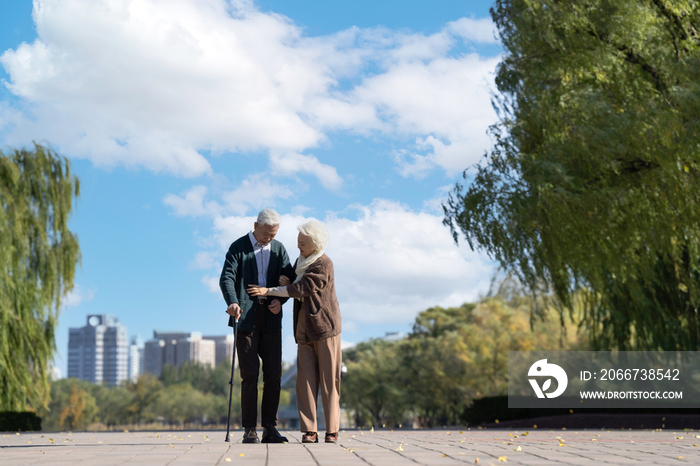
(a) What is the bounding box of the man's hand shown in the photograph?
[226,303,242,320]
[279,275,291,286]
[268,299,281,314]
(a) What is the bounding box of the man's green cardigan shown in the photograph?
[219,234,295,332]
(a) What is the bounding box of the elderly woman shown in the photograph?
[247,219,342,443]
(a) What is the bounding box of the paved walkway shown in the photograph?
[2,428,700,465]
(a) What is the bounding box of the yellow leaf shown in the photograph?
[515,446,522,451]
[225,459,231,463]
[239,454,245,457]
[442,454,447,457]
[498,456,507,462]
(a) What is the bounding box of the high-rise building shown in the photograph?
[202,334,236,367]
[128,336,144,382]
[143,331,215,376]
[67,315,128,386]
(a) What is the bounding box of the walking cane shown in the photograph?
[224,318,239,442]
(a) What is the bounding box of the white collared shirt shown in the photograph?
[248,231,270,287]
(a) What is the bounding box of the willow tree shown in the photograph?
[444,0,700,350]
[0,145,80,411]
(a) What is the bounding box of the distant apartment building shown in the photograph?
[128,336,144,382]
[143,331,216,377]
[202,334,235,366]
[67,315,129,386]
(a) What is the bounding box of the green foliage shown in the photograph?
[39,362,268,431]
[161,361,234,397]
[444,0,700,350]
[0,145,80,411]
[91,385,135,427]
[41,379,98,431]
[342,294,586,427]
[342,340,406,427]
[124,374,163,423]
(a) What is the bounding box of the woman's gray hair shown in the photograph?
[257,208,281,226]
[297,219,330,252]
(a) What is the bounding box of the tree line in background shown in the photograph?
[341,278,589,428]
[40,361,293,431]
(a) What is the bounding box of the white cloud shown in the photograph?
[325,199,494,324]
[62,284,96,308]
[269,152,343,191]
[353,52,499,175]
[163,185,222,217]
[164,174,294,218]
[447,17,500,44]
[1,0,499,179]
[203,199,493,325]
[201,274,220,294]
[393,149,434,179]
[190,251,220,270]
[219,174,295,216]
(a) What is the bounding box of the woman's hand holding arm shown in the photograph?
[249,284,290,297]
[247,285,269,296]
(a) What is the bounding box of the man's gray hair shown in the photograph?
[297,219,330,252]
[257,208,281,227]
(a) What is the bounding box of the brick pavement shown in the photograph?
[2,428,700,465]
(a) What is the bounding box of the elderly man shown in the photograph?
[219,208,294,444]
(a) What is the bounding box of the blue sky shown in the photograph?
[0,0,500,378]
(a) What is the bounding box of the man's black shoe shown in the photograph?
[261,425,288,443]
[242,427,260,444]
